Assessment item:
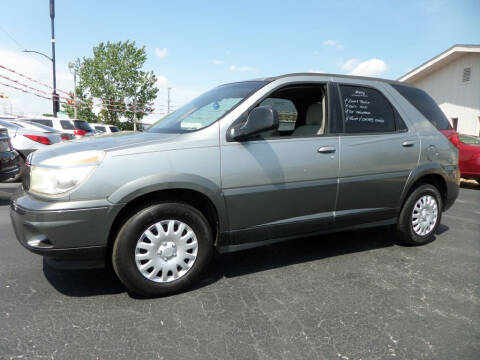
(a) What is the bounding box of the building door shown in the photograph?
[451,118,458,131]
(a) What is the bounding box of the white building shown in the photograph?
[399,44,480,136]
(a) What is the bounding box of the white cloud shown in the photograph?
[155,75,168,88]
[155,47,168,59]
[348,58,388,77]
[212,59,224,65]
[229,65,256,72]
[308,69,324,73]
[340,58,361,72]
[323,40,343,49]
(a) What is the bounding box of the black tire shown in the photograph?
[5,156,25,183]
[396,184,442,245]
[112,202,213,297]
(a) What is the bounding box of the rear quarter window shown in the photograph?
[392,84,452,130]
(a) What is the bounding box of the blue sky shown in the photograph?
[0,0,479,118]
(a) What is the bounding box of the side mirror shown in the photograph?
[230,106,279,141]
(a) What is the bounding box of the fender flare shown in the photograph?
[399,163,449,208]
[107,173,228,232]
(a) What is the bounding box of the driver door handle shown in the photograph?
[317,146,336,154]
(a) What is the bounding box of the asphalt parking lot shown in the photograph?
[0,183,479,360]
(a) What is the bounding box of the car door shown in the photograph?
[334,83,420,227]
[220,82,340,246]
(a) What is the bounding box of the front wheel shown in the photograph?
[112,202,213,297]
[396,184,442,245]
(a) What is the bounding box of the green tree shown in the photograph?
[63,41,158,129]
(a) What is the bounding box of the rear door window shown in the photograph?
[109,126,119,133]
[339,85,396,133]
[60,120,75,130]
[392,84,452,130]
[95,126,106,132]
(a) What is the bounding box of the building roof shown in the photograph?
[398,44,480,83]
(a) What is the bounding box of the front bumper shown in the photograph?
[10,193,122,263]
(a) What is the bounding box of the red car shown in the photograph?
[450,134,480,183]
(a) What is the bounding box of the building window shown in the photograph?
[462,67,471,83]
[451,118,458,131]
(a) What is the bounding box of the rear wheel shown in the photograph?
[112,202,213,297]
[396,184,442,245]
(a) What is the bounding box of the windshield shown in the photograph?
[459,135,480,146]
[148,81,267,133]
[23,121,57,132]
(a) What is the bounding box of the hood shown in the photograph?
[31,131,180,165]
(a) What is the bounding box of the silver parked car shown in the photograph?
[0,118,61,181]
[10,73,459,296]
[7,119,75,141]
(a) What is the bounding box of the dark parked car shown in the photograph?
[11,73,459,296]
[0,127,21,182]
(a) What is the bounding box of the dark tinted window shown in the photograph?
[392,84,452,130]
[73,120,93,131]
[31,119,53,127]
[95,126,106,132]
[60,120,75,130]
[109,126,119,132]
[340,85,395,133]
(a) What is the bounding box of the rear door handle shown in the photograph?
[402,140,416,147]
[317,146,336,154]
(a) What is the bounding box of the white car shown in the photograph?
[91,123,120,135]
[7,119,75,141]
[23,117,95,138]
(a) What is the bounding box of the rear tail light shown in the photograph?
[74,129,87,136]
[24,134,51,145]
[448,133,460,148]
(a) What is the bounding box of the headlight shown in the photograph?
[29,150,104,196]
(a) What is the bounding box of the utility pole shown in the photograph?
[167,87,171,114]
[50,0,58,117]
[68,62,77,118]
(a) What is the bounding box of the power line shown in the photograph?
[0,25,52,70]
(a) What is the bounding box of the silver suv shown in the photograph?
[10,73,459,296]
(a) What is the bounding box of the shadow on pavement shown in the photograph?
[460,179,480,190]
[43,261,126,297]
[43,226,405,298]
